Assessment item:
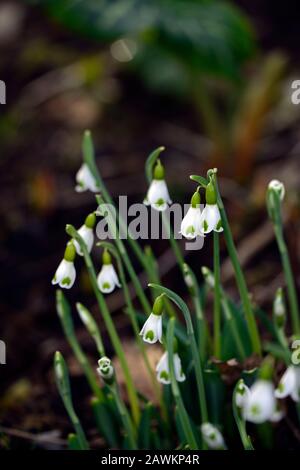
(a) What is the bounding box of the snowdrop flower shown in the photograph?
[201,266,215,289]
[97,356,114,384]
[97,249,121,294]
[201,423,226,450]
[156,350,186,385]
[199,180,223,234]
[52,242,76,289]
[269,407,284,423]
[268,179,285,201]
[234,379,250,410]
[140,294,164,344]
[243,357,277,423]
[74,213,96,256]
[75,163,100,193]
[180,190,204,239]
[275,365,300,402]
[144,160,172,211]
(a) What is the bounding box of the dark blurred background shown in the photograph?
[1,0,300,448]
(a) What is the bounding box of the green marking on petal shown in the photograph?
[156,198,165,207]
[186,225,195,235]
[160,370,169,381]
[216,219,222,231]
[102,282,111,290]
[52,275,57,282]
[203,220,208,232]
[250,404,260,415]
[145,330,154,341]
[278,383,284,393]
[209,433,216,441]
[62,277,71,286]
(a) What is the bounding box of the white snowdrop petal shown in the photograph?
[75,164,99,193]
[243,380,276,423]
[52,259,76,289]
[235,382,250,410]
[97,264,120,294]
[180,206,202,239]
[275,366,296,399]
[145,179,171,212]
[74,225,94,255]
[174,353,186,382]
[201,423,225,449]
[140,313,162,344]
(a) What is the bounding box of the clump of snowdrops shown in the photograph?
[52,131,300,450]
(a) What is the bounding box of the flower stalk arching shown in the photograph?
[191,170,262,356]
[56,290,105,401]
[81,130,148,271]
[267,183,300,335]
[232,380,254,450]
[96,194,151,315]
[65,223,140,425]
[97,357,137,449]
[213,231,221,358]
[166,318,199,450]
[149,283,208,424]
[54,351,89,450]
[96,241,164,410]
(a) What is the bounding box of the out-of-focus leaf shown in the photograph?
[91,396,121,448]
[204,368,226,424]
[138,402,153,449]
[221,300,252,360]
[33,0,255,80]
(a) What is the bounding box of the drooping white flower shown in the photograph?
[139,294,164,344]
[235,379,250,410]
[275,366,300,402]
[201,423,226,450]
[243,380,276,423]
[156,351,186,385]
[140,313,162,344]
[199,180,223,234]
[74,213,96,256]
[180,190,204,239]
[97,356,114,384]
[200,204,223,234]
[144,160,172,211]
[97,250,121,294]
[75,163,100,193]
[52,242,76,289]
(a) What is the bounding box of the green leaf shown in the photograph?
[138,402,153,449]
[91,396,121,448]
[36,0,255,80]
[67,433,81,450]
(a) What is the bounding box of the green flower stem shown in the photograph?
[82,130,147,271]
[66,224,140,425]
[166,318,199,450]
[232,382,254,450]
[97,241,164,411]
[56,290,105,400]
[150,284,208,424]
[213,232,221,358]
[109,384,137,449]
[144,245,177,318]
[96,194,151,315]
[184,264,208,360]
[54,351,89,450]
[213,172,261,356]
[273,222,300,335]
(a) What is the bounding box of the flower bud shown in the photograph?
[273,288,286,328]
[97,357,114,385]
[201,266,215,289]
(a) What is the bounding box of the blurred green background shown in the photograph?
[1,0,300,449]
